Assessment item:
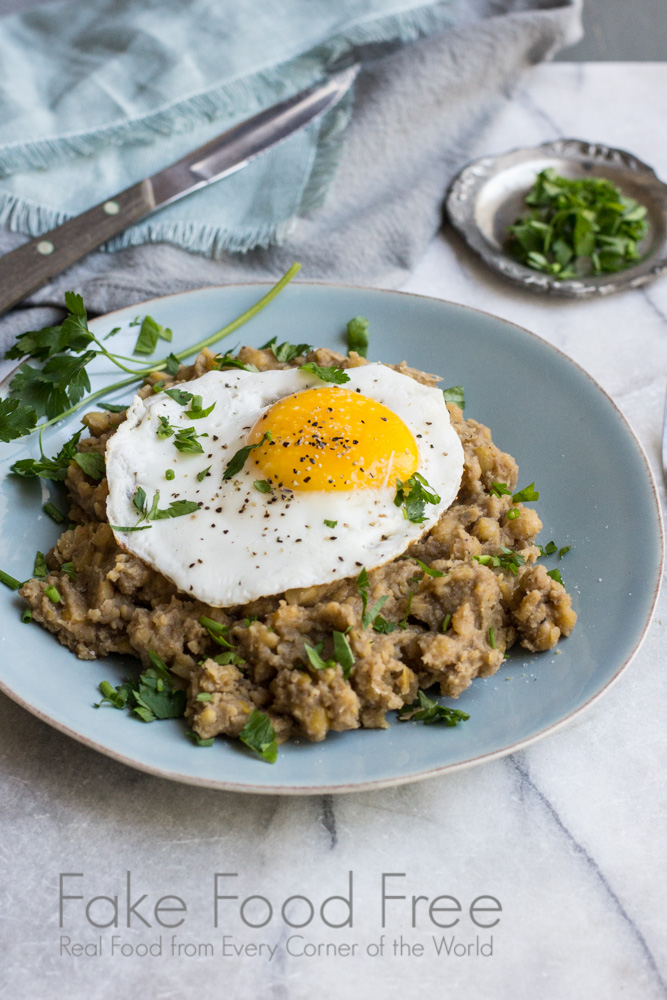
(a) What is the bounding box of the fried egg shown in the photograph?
[105,364,464,606]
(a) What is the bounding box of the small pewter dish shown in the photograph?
[446,138,667,298]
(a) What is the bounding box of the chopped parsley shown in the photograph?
[261,336,312,363]
[512,482,539,503]
[412,557,443,579]
[332,630,355,679]
[323,518,337,528]
[473,547,526,576]
[253,480,272,493]
[346,316,369,358]
[489,482,512,498]
[157,415,175,438]
[133,488,199,525]
[72,450,105,481]
[239,710,278,763]
[33,551,47,578]
[197,466,211,482]
[356,568,389,629]
[214,352,260,373]
[442,386,465,410]
[372,615,397,635]
[61,562,76,580]
[185,731,214,747]
[95,654,186,722]
[299,361,351,385]
[185,395,216,420]
[304,642,336,671]
[132,315,172,356]
[164,387,194,406]
[10,428,84,481]
[199,615,235,650]
[164,353,181,376]
[174,426,205,454]
[547,567,564,584]
[398,591,415,630]
[508,168,650,279]
[397,690,470,726]
[394,472,441,523]
[223,431,272,480]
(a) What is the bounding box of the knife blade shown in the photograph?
[0,63,358,318]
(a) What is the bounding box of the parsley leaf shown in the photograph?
[186,731,214,747]
[442,386,465,409]
[261,336,312,363]
[537,540,558,556]
[397,690,470,726]
[489,482,512,498]
[133,315,172,356]
[73,451,105,481]
[346,316,369,358]
[5,290,93,362]
[10,428,83,480]
[512,482,539,503]
[133,488,199,523]
[223,431,272,480]
[239,709,278,763]
[214,352,260,373]
[332,630,355,679]
[372,615,397,634]
[547,568,564,584]
[174,426,205,454]
[157,415,175,439]
[164,387,194,406]
[61,561,76,580]
[413,558,444,579]
[253,479,271,493]
[164,353,181,376]
[199,615,235,650]
[33,552,47,578]
[0,398,38,443]
[9,351,96,420]
[185,395,216,420]
[197,466,211,483]
[394,472,441,523]
[473,547,526,576]
[357,568,389,629]
[299,361,351,385]
[304,642,337,671]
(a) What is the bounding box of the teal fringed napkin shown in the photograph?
[0,0,474,255]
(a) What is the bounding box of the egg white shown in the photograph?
[105,364,464,607]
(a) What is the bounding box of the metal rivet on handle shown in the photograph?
[36,240,55,255]
[103,201,121,215]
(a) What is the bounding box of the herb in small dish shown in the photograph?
[508,168,650,279]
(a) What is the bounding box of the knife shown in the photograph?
[0,63,359,317]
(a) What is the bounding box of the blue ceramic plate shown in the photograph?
[0,284,662,793]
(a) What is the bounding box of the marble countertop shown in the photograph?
[2,63,666,1000]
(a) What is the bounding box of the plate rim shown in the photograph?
[0,280,663,795]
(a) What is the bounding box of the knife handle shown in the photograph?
[0,179,156,317]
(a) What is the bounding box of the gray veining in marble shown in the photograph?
[1,63,667,1000]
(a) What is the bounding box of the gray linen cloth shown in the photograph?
[0,0,581,353]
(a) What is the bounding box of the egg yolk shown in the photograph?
[247,386,419,491]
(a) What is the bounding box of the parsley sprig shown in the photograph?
[95,650,186,722]
[0,264,301,443]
